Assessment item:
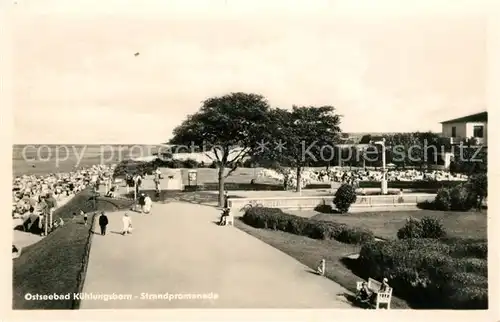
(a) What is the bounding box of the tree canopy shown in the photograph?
[258,105,342,191]
[169,92,273,205]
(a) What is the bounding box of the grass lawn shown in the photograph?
[235,218,411,309]
[287,209,487,240]
[12,189,134,310]
[235,208,487,309]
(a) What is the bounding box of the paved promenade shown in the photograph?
[81,201,353,308]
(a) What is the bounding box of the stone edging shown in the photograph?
[72,213,96,309]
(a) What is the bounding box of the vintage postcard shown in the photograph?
[4,0,498,321]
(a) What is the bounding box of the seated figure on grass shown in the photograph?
[317,259,326,276]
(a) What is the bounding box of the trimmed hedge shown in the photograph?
[241,207,374,245]
[357,238,488,309]
[358,180,463,190]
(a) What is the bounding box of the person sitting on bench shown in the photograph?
[106,184,116,198]
[219,208,230,225]
[378,278,390,293]
[356,282,373,304]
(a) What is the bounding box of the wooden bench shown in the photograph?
[356,278,392,309]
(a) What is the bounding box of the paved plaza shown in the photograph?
[81,201,354,308]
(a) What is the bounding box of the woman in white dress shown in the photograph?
[122,213,132,235]
[143,195,152,214]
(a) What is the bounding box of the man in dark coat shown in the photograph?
[223,190,229,208]
[138,193,146,213]
[98,211,109,235]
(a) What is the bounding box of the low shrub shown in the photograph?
[313,200,337,214]
[336,226,376,244]
[434,188,452,211]
[449,184,475,211]
[241,207,374,245]
[419,216,447,239]
[182,159,199,168]
[357,238,488,309]
[445,238,488,259]
[397,217,447,240]
[333,183,357,213]
[433,184,477,212]
[397,217,424,239]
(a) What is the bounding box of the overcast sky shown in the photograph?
[9,0,488,144]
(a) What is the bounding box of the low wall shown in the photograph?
[228,193,436,211]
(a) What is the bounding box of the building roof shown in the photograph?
[440,111,487,124]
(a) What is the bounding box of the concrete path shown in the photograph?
[81,201,354,309]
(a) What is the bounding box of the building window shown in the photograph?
[451,126,457,137]
[473,125,484,138]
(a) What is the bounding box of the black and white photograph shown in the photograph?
[6,0,497,319]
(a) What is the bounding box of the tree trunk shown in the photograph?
[295,166,302,193]
[218,165,225,207]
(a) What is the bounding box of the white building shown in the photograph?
[440,111,487,146]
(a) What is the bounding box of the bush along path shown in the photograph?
[241,207,374,245]
[357,237,488,309]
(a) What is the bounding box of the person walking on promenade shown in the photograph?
[98,211,109,235]
[45,192,57,230]
[81,210,88,226]
[134,174,143,197]
[154,168,161,197]
[223,190,229,208]
[143,194,152,214]
[122,213,132,235]
[137,193,146,213]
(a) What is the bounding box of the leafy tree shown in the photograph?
[260,106,341,192]
[169,92,272,206]
[377,131,441,168]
